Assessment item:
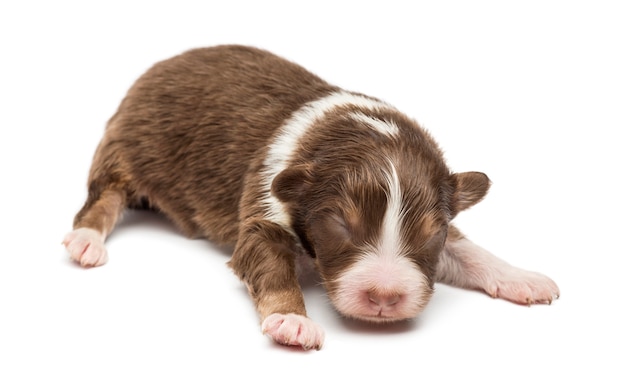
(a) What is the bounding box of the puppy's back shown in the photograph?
[89,45,337,242]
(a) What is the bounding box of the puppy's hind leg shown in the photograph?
[63,180,128,268]
[436,226,560,305]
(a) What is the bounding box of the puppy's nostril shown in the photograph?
[368,291,402,307]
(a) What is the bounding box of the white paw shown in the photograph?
[63,228,108,267]
[261,313,325,350]
[485,267,560,305]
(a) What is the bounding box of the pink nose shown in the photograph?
[368,291,402,309]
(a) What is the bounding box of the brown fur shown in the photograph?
[71,45,492,349]
[78,45,338,242]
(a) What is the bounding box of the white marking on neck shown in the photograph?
[349,111,400,137]
[261,91,394,228]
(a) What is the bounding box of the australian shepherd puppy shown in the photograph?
[63,45,559,350]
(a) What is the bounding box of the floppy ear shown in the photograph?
[450,172,491,215]
[271,164,314,203]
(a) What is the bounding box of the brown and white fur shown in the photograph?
[63,45,559,350]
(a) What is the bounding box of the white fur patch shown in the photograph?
[349,111,400,137]
[261,90,394,227]
[379,161,406,259]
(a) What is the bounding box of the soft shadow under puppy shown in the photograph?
[111,209,178,239]
[114,209,234,257]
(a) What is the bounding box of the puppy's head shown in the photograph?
[273,155,489,323]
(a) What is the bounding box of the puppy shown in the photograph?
[63,45,559,350]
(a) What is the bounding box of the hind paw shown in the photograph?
[485,268,560,305]
[63,228,108,267]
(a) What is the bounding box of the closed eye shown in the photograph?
[328,214,351,239]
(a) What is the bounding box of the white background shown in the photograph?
[1,1,624,383]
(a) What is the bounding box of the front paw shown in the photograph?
[261,313,325,350]
[63,228,108,267]
[485,267,560,305]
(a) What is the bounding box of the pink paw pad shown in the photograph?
[261,313,325,350]
[63,228,108,267]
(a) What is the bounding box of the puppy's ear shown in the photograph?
[450,172,491,215]
[271,164,314,203]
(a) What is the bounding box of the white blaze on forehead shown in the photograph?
[379,161,406,260]
[261,90,394,227]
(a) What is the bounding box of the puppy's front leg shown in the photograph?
[228,219,324,350]
[437,226,560,305]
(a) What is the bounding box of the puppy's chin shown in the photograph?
[346,314,418,324]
